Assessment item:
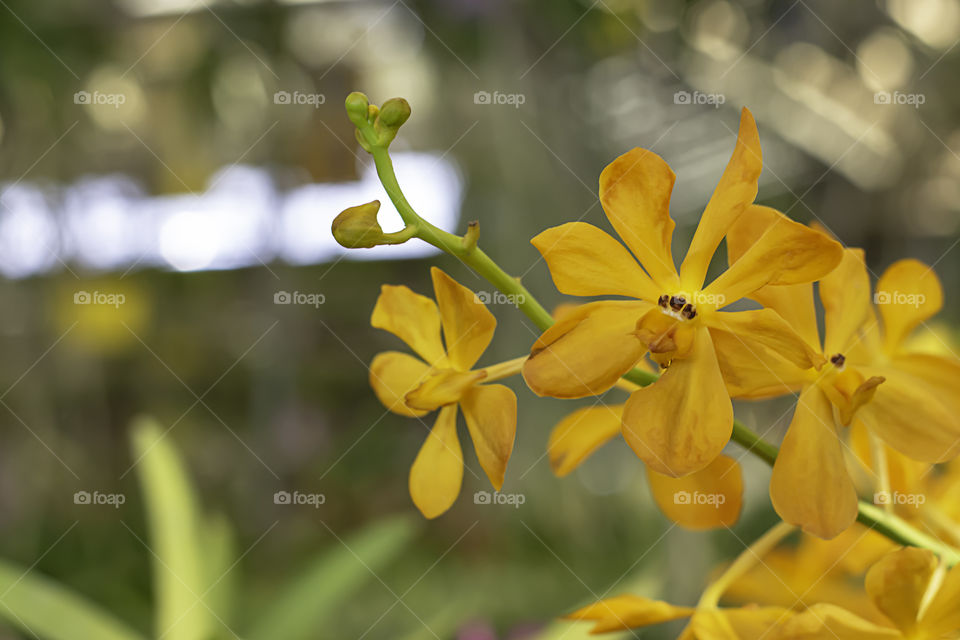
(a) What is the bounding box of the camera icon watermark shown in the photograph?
[873,290,925,309]
[473,490,525,508]
[873,91,925,108]
[274,290,325,308]
[473,291,525,307]
[74,490,126,508]
[873,490,925,507]
[673,90,725,108]
[473,90,526,108]
[274,90,325,108]
[273,490,325,508]
[74,90,127,109]
[673,490,726,507]
[74,290,126,308]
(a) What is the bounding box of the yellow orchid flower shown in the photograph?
[369,266,518,519]
[860,260,960,462]
[567,594,791,639]
[849,423,960,550]
[778,547,960,640]
[713,208,960,538]
[548,400,744,530]
[924,460,960,547]
[725,524,895,625]
[568,522,797,638]
[523,107,842,477]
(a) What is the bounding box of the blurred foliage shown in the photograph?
[0,416,420,640]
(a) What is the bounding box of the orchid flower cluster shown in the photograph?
[334,93,960,639]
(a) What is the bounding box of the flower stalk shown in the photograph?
[857,502,960,566]
[478,356,528,383]
[697,521,795,608]
[346,92,960,564]
[368,144,554,330]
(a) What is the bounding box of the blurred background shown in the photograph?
[0,0,958,638]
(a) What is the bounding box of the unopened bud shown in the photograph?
[378,98,411,128]
[345,92,370,127]
[332,201,386,248]
[372,98,411,146]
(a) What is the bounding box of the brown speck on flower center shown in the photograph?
[830,353,846,368]
[658,294,697,320]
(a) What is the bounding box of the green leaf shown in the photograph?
[246,515,418,640]
[200,512,237,633]
[131,416,216,640]
[0,559,146,640]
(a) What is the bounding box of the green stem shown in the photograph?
[731,421,779,467]
[857,503,960,566]
[371,147,554,330]
[365,139,960,563]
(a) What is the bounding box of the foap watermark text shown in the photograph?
[74,90,126,108]
[473,91,525,108]
[274,90,325,108]
[74,490,126,508]
[674,490,726,507]
[874,91,925,108]
[674,90,725,108]
[874,290,925,309]
[474,291,525,307]
[274,291,325,308]
[474,490,525,508]
[75,290,125,308]
[874,491,925,507]
[274,490,326,508]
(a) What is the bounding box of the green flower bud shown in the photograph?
[345,92,370,127]
[372,98,411,147]
[378,98,411,128]
[332,201,385,248]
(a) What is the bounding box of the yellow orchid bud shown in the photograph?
[332,200,417,249]
[332,201,387,248]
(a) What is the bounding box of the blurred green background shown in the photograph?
[0,0,958,638]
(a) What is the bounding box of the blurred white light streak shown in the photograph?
[0,152,460,278]
[0,185,61,278]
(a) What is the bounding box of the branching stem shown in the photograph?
[361,128,960,566]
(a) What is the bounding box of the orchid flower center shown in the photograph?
[405,367,485,411]
[657,294,697,320]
